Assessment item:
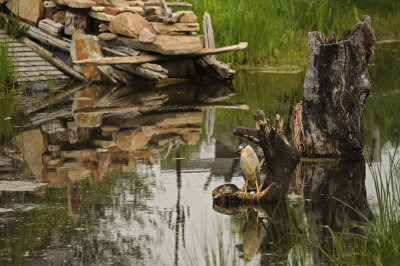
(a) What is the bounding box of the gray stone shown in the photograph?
[109,12,149,38]
[98,32,118,41]
[139,28,156,43]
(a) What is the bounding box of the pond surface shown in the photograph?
[0,43,399,265]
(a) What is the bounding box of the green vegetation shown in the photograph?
[0,36,18,144]
[187,0,400,66]
[0,13,29,40]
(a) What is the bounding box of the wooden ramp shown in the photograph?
[0,30,70,82]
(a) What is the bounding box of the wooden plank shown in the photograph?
[20,74,69,82]
[17,66,66,72]
[75,42,248,65]
[8,47,33,52]
[20,22,70,52]
[13,51,43,57]
[17,61,51,67]
[19,69,65,76]
[14,57,46,62]
[6,42,25,47]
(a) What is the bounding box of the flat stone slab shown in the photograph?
[0,180,47,192]
[105,34,202,55]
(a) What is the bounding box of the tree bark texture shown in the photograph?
[294,15,375,157]
[212,110,300,203]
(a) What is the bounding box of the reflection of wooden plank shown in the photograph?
[30,107,72,125]
[27,83,87,114]
[76,102,249,116]
[75,42,248,65]
[111,111,203,128]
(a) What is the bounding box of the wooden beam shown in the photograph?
[23,37,88,83]
[20,22,71,52]
[74,42,248,65]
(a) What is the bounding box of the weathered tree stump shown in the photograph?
[212,111,300,202]
[293,15,375,157]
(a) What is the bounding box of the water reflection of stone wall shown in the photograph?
[0,82,237,219]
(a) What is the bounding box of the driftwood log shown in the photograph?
[212,111,300,202]
[292,15,375,157]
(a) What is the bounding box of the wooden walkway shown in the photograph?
[0,30,70,82]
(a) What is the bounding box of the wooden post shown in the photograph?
[203,12,215,59]
[195,12,236,80]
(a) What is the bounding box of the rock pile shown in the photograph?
[2,0,247,83]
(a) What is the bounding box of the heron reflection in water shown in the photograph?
[235,143,261,199]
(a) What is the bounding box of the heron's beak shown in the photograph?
[234,148,241,154]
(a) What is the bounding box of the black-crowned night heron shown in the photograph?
[235,143,260,198]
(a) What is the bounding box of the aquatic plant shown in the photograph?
[0,37,16,93]
[0,13,29,40]
[0,37,18,144]
[288,146,400,265]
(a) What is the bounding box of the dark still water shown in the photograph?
[0,43,399,265]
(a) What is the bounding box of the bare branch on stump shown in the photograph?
[212,110,300,203]
[293,15,375,157]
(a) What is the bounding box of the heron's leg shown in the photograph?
[254,179,260,199]
[240,180,248,199]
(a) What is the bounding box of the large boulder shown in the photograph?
[70,32,103,80]
[6,0,44,24]
[109,12,149,38]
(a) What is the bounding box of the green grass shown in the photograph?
[186,0,400,66]
[0,13,29,40]
[0,36,18,144]
[288,146,400,265]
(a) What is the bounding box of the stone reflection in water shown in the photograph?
[5,80,238,185]
[301,158,372,264]
[0,80,245,264]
